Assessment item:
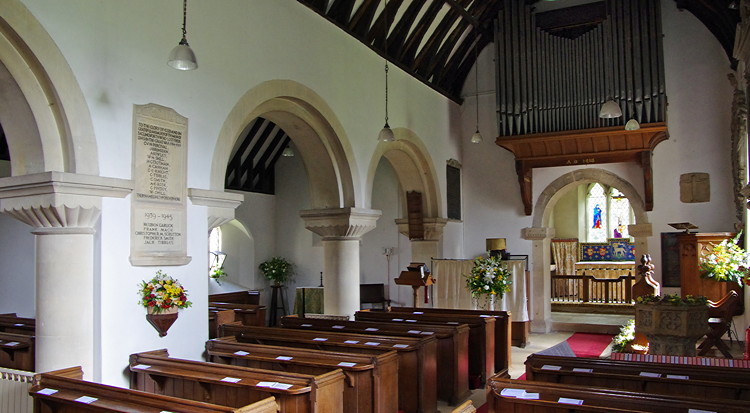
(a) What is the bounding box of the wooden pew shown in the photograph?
[0,314,35,335]
[210,290,262,305]
[525,353,750,401]
[388,306,512,372]
[210,302,267,326]
[0,331,34,371]
[281,314,469,405]
[354,310,499,387]
[209,308,237,339]
[206,336,399,413]
[219,324,437,413]
[488,374,750,413]
[30,366,278,412]
[130,349,343,413]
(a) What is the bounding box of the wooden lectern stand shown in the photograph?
[395,262,435,308]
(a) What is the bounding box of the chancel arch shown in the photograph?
[524,168,652,333]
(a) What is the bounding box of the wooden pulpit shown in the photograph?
[678,232,743,303]
[395,262,435,308]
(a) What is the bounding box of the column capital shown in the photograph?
[300,207,381,239]
[188,188,244,230]
[522,227,554,240]
[628,223,653,238]
[395,217,448,241]
[0,172,132,229]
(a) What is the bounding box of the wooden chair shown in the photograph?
[698,290,742,358]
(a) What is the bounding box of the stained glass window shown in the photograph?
[586,183,607,242]
[609,187,631,239]
[585,183,633,242]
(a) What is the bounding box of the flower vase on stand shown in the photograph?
[146,306,179,337]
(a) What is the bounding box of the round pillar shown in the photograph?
[322,238,361,315]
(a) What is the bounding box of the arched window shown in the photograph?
[586,183,633,242]
[209,227,223,274]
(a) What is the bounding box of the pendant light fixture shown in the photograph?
[470,32,483,144]
[599,99,623,118]
[167,0,198,71]
[378,0,395,142]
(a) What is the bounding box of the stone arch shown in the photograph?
[211,80,357,209]
[525,168,652,333]
[365,128,441,218]
[0,0,99,175]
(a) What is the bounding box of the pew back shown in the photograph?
[0,314,35,335]
[210,290,262,305]
[206,337,399,413]
[0,332,34,371]
[526,353,750,401]
[210,302,267,326]
[30,366,278,412]
[130,349,344,413]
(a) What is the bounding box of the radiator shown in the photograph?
[0,367,35,413]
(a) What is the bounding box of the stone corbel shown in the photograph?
[0,172,133,230]
[522,227,555,241]
[395,217,448,241]
[188,188,245,230]
[627,223,653,238]
[300,207,381,239]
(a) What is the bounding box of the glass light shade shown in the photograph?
[599,100,622,118]
[624,118,641,130]
[168,40,198,71]
[378,124,395,142]
[282,146,294,157]
[470,129,483,144]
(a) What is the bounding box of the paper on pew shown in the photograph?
[75,396,98,404]
[4,342,19,346]
[133,364,151,369]
[558,398,583,405]
[234,351,250,356]
[313,337,328,341]
[541,365,561,370]
[365,328,379,331]
[639,372,661,377]
[500,388,526,397]
[408,330,422,334]
[667,374,689,380]
[338,362,357,367]
[257,381,293,390]
[572,368,593,373]
[393,344,409,348]
[276,356,293,361]
[332,325,344,329]
[301,324,313,327]
[344,340,359,344]
[221,377,242,383]
[37,388,58,395]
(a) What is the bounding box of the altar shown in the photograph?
[293,287,324,315]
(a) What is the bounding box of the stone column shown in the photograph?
[628,223,652,261]
[0,172,132,378]
[523,226,555,333]
[395,217,448,264]
[300,208,381,317]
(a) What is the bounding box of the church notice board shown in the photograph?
[129,103,191,266]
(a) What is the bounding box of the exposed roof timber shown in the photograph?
[297,0,738,102]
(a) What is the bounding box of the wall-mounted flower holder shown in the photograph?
[146,306,178,337]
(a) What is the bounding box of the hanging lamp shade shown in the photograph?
[624,118,641,130]
[599,100,623,118]
[379,123,395,142]
[470,129,483,144]
[167,0,197,71]
[282,145,294,157]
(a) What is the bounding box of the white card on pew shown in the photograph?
[688,410,716,413]
[500,388,526,397]
[338,362,357,367]
[301,324,313,327]
[541,365,562,370]
[160,411,175,413]
[271,382,293,390]
[480,315,492,318]
[37,388,58,395]
[421,331,434,335]
[5,342,19,346]
[558,398,583,405]
[257,381,275,388]
[392,318,404,321]
[408,330,422,334]
[365,342,381,346]
[75,396,98,404]
[572,368,593,373]
[276,356,293,361]
[365,328,379,332]
[344,340,359,344]
[413,311,424,314]
[639,371,661,377]
[234,351,250,356]
[393,344,409,348]
[313,337,328,341]
[332,325,345,329]
[667,374,689,380]
[133,364,151,370]
[518,392,540,399]
[221,377,242,383]
[14,323,24,326]
[447,322,459,325]
[406,319,417,322]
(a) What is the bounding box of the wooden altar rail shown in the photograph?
[551,273,634,304]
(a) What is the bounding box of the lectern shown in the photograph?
[394,262,435,308]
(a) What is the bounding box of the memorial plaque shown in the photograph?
[130,104,191,266]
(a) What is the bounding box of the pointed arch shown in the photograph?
[365,128,441,217]
[0,0,98,175]
[211,80,357,209]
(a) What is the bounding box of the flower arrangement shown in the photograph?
[465,254,512,299]
[259,256,294,285]
[210,266,227,285]
[138,270,192,314]
[635,294,708,306]
[611,319,649,354]
[699,232,749,284]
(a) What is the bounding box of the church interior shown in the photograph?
[1,0,750,411]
